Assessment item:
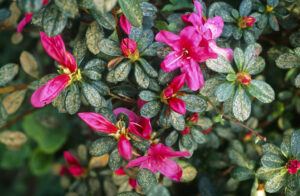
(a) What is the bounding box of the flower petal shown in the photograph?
[126,156,150,168]
[208,41,233,62]
[129,178,137,189]
[155,30,181,51]
[17,13,33,34]
[170,74,186,93]
[120,14,131,35]
[121,38,137,56]
[168,97,186,114]
[157,158,183,182]
[140,117,152,138]
[137,98,147,109]
[113,107,139,122]
[161,51,183,72]
[118,135,132,160]
[68,165,84,177]
[78,112,118,134]
[115,167,126,175]
[204,16,224,40]
[64,151,81,166]
[40,32,76,72]
[31,74,70,108]
[181,59,204,91]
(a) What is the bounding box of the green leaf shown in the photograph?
[17,0,43,13]
[2,90,27,115]
[128,132,150,152]
[244,30,255,44]
[262,143,282,157]
[29,149,53,176]
[295,74,300,88]
[275,53,300,69]
[267,0,279,7]
[84,58,106,72]
[239,0,252,16]
[231,167,254,181]
[181,134,193,149]
[256,166,283,181]
[108,149,122,170]
[136,168,157,192]
[89,137,117,157]
[0,143,30,169]
[191,127,206,144]
[165,131,179,146]
[215,82,235,102]
[158,69,177,86]
[140,101,161,118]
[23,111,69,153]
[90,9,116,30]
[248,56,265,75]
[90,81,110,96]
[218,9,235,22]
[99,39,122,57]
[281,142,291,158]
[137,30,154,52]
[118,192,142,196]
[82,69,102,80]
[0,9,11,21]
[247,80,275,103]
[65,85,81,115]
[200,77,224,97]
[261,154,285,168]
[55,0,78,18]
[81,83,106,108]
[265,168,287,193]
[206,55,235,73]
[0,63,19,86]
[234,48,244,71]
[141,42,164,57]
[243,43,262,73]
[114,60,131,82]
[42,4,68,37]
[138,58,158,78]
[232,26,242,40]
[269,14,279,31]
[118,0,143,27]
[86,22,104,55]
[180,94,208,113]
[134,63,150,89]
[20,51,39,78]
[147,185,170,196]
[170,110,185,131]
[139,90,157,101]
[233,86,251,121]
[228,149,248,167]
[291,130,300,158]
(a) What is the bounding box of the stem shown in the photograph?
[111,8,123,42]
[0,108,39,130]
[0,84,29,94]
[109,93,136,104]
[206,98,267,142]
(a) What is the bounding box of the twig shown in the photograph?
[206,98,267,142]
[0,84,29,94]
[0,108,39,130]
[109,93,136,104]
[111,8,123,42]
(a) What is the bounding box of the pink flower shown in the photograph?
[137,98,147,109]
[181,1,233,62]
[287,159,300,174]
[113,108,152,139]
[78,109,152,160]
[126,143,190,182]
[120,14,131,35]
[188,113,199,124]
[121,38,139,61]
[162,74,186,114]
[155,26,216,91]
[181,127,190,135]
[17,0,49,34]
[115,167,138,189]
[238,16,256,28]
[31,32,79,108]
[63,151,85,177]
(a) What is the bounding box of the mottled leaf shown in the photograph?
[206,55,234,73]
[89,137,117,157]
[247,80,275,103]
[140,101,161,118]
[181,94,207,113]
[86,22,104,55]
[0,63,19,86]
[20,51,39,78]
[2,90,27,115]
[233,86,251,121]
[118,0,143,27]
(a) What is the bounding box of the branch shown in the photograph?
[206,98,267,142]
[111,8,123,42]
[109,93,136,104]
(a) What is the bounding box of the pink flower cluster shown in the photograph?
[287,159,300,174]
[60,151,85,177]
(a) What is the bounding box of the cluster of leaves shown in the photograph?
[0,0,300,196]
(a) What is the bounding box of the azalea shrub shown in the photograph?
[0,0,300,195]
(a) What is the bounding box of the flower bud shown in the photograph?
[188,113,199,124]
[286,159,300,174]
[238,16,256,28]
[121,38,139,61]
[181,127,191,135]
[236,72,252,85]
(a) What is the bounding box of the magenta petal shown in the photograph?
[137,98,147,109]
[115,167,126,175]
[113,107,139,122]
[157,158,183,182]
[78,112,118,134]
[164,87,174,98]
[140,117,152,137]
[126,156,150,168]
[120,14,131,35]
[121,38,137,56]
[182,59,204,91]
[161,51,183,72]
[204,16,224,40]
[194,0,203,17]
[209,41,233,62]
[155,30,181,51]
[64,151,81,166]
[31,74,70,108]
[17,13,33,34]
[118,135,132,160]
[68,165,84,176]
[129,178,137,189]
[168,97,186,114]
[170,74,186,93]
